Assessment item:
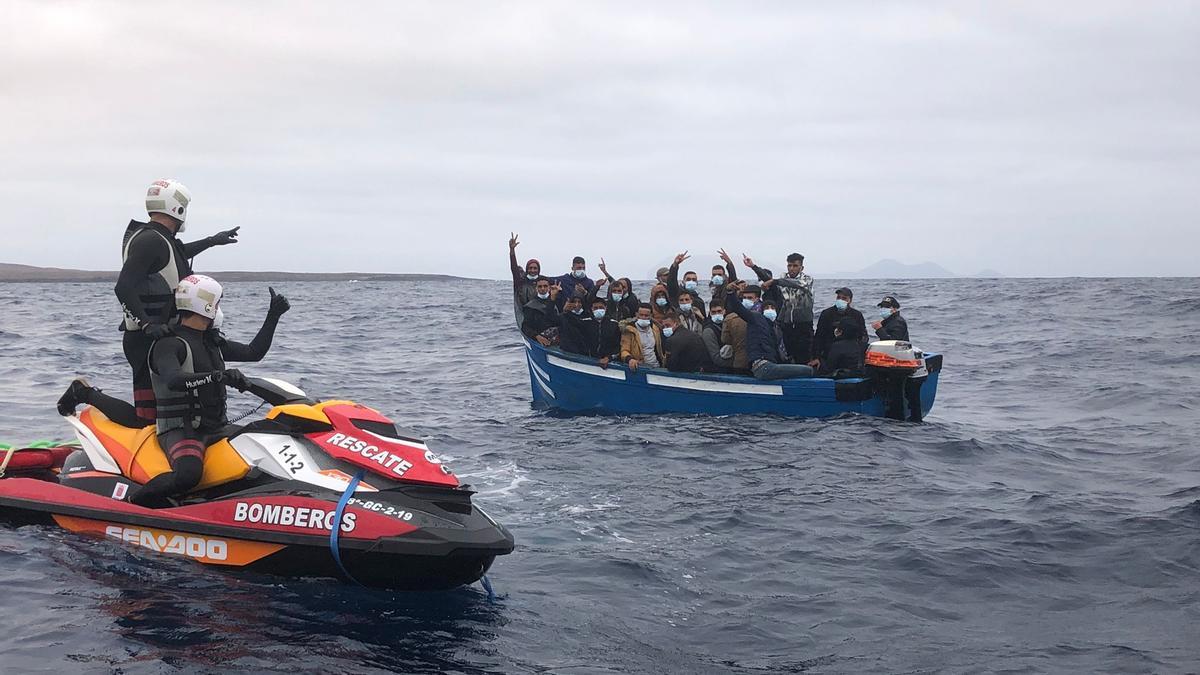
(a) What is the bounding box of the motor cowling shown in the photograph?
[865,340,924,374]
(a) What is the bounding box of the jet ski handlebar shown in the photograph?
[242,376,313,406]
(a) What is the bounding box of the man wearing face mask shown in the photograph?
[745,252,814,365]
[673,290,704,333]
[116,179,240,423]
[811,287,869,371]
[620,304,665,371]
[661,314,713,373]
[666,251,708,318]
[701,300,736,372]
[650,283,672,323]
[522,278,561,346]
[871,296,909,341]
[554,255,594,310]
[868,295,924,421]
[709,248,740,306]
[508,232,546,324]
[725,282,814,380]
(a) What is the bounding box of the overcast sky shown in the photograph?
[1,1,1196,278]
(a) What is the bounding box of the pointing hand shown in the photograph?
[213,227,240,246]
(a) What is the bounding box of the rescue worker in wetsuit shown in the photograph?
[132,274,290,506]
[115,179,240,423]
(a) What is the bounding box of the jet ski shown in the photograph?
[0,377,514,590]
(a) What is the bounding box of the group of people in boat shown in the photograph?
[509,234,914,383]
[55,179,289,505]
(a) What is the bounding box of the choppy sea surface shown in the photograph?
[1,277,1199,674]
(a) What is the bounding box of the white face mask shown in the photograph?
[711,275,725,286]
[636,318,651,328]
[711,313,725,324]
[572,269,586,278]
[571,307,583,315]
[537,292,550,300]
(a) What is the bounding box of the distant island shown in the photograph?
[0,263,471,283]
[818,259,1005,279]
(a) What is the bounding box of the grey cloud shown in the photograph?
[0,1,1196,277]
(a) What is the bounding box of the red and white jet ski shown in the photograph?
[0,378,514,590]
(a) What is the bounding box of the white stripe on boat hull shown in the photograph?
[644,374,783,396]
[547,354,627,381]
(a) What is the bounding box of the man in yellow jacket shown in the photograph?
[620,304,665,371]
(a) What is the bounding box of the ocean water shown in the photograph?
[1,277,1198,674]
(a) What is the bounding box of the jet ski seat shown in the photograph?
[79,406,251,491]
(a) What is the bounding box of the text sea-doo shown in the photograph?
[0,378,514,590]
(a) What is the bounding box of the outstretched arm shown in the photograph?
[182,227,240,258]
[725,284,753,321]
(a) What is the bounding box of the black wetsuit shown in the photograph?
[114,221,223,421]
[133,317,279,505]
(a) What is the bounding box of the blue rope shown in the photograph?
[330,470,366,586]
[480,574,496,602]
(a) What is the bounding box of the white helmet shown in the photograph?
[145,179,192,231]
[176,274,223,320]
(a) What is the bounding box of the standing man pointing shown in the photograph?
[114,179,240,422]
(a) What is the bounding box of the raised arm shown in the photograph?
[508,232,523,283]
[718,248,739,283]
[221,288,289,362]
[725,283,753,321]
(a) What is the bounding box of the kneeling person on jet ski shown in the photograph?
[135,274,290,506]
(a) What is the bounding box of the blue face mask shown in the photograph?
[593,308,606,320]
[679,302,692,313]
[636,318,651,329]
[763,309,778,321]
[834,299,848,311]
[655,297,668,307]
[711,275,725,286]
[662,327,674,338]
[879,307,893,319]
[711,313,725,324]
[572,269,586,278]
[742,298,755,309]
[537,292,550,300]
[684,280,698,291]
[611,292,624,301]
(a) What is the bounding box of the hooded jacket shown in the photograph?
[553,271,595,310]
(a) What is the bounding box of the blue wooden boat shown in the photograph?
[522,340,942,418]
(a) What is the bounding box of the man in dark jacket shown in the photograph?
[666,251,707,317]
[745,252,814,364]
[725,282,814,380]
[522,278,561,345]
[818,317,866,378]
[553,255,595,310]
[811,287,869,371]
[558,295,590,355]
[869,295,924,422]
[872,295,909,341]
[662,314,713,373]
[116,179,239,422]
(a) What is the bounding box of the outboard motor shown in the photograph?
[866,340,927,422]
